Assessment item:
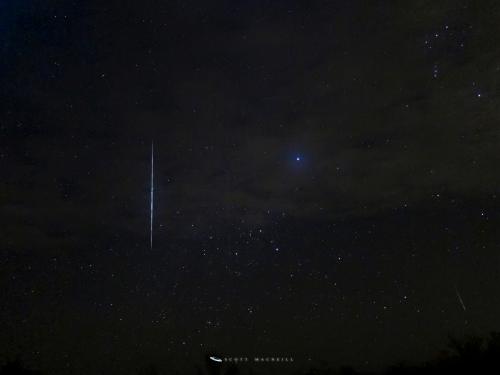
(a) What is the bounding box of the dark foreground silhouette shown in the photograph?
[3,332,500,375]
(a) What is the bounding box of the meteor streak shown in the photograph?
[150,142,154,250]
[455,285,466,311]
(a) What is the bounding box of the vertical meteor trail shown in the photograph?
[150,142,154,250]
[455,285,466,311]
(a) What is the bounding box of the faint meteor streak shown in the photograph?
[455,285,466,311]
[150,142,154,250]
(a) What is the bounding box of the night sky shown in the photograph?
[2,1,500,374]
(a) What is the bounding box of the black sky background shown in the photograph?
[2,1,500,374]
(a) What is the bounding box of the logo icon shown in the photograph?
[209,356,223,363]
